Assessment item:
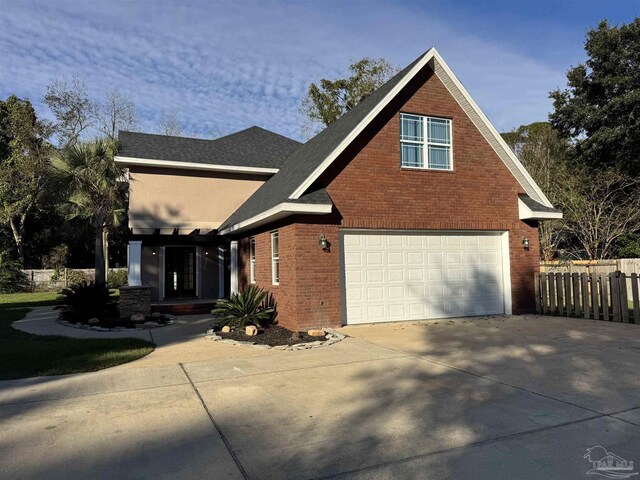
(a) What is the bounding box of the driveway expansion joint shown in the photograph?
[179,362,250,480]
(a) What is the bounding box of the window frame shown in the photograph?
[271,231,279,285]
[400,113,453,171]
[249,237,256,284]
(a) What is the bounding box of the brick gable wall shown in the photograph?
[236,66,540,331]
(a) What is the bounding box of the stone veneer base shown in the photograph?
[119,285,151,319]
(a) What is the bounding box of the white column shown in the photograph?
[128,241,142,286]
[230,240,238,294]
[218,246,225,298]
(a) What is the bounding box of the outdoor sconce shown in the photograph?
[319,234,330,252]
[152,248,157,256]
[205,249,209,256]
[522,237,530,250]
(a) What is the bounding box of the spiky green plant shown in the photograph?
[211,285,275,328]
[56,281,115,322]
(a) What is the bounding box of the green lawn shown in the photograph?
[0,291,153,380]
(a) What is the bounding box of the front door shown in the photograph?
[165,247,197,298]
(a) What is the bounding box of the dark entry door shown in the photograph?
[165,247,197,298]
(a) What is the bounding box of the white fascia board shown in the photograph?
[430,51,554,208]
[518,198,563,220]
[219,202,332,235]
[289,48,437,200]
[114,156,279,175]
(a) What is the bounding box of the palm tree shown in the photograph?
[52,140,126,286]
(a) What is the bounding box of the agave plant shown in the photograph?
[212,285,276,328]
[56,281,114,322]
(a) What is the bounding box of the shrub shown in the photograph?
[56,281,115,322]
[0,252,30,293]
[65,270,90,286]
[212,285,276,328]
[107,269,128,289]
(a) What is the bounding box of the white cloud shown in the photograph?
[0,0,572,141]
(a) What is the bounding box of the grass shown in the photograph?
[0,291,153,381]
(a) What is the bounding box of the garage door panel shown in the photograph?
[344,232,506,325]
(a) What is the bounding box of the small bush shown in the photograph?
[0,252,30,293]
[107,269,128,289]
[65,270,90,286]
[56,281,115,322]
[212,285,276,328]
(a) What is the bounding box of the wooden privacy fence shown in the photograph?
[535,271,640,323]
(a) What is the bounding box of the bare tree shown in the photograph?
[98,89,138,142]
[502,122,570,260]
[155,110,182,136]
[560,168,640,260]
[43,77,96,147]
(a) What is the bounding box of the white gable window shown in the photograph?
[400,113,452,170]
[249,237,256,284]
[271,231,279,285]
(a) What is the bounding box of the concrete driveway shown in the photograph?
[2,314,640,479]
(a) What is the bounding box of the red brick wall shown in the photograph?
[237,65,540,330]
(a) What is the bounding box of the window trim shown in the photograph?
[249,237,256,284]
[400,113,453,171]
[271,231,279,285]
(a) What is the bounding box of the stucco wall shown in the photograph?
[129,166,267,232]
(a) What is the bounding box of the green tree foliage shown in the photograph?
[550,19,640,175]
[0,95,53,265]
[502,122,571,260]
[301,58,397,136]
[52,141,126,285]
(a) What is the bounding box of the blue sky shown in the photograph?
[1,0,638,141]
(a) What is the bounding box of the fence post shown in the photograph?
[611,272,620,322]
[541,273,548,315]
[591,272,600,321]
[572,273,581,317]
[534,273,541,314]
[601,273,610,322]
[581,273,590,319]
[549,273,556,314]
[631,273,640,324]
[619,272,630,323]
[64,268,68,288]
[555,272,564,315]
[564,273,572,317]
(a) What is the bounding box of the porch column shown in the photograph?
[128,240,142,286]
[218,246,225,298]
[230,240,238,294]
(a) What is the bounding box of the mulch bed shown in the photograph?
[218,325,324,346]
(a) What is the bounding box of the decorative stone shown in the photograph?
[221,326,232,333]
[245,325,258,336]
[143,321,159,327]
[119,285,151,319]
[307,329,325,337]
[88,318,100,325]
[130,314,146,323]
[151,312,162,319]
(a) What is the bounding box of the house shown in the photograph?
[115,48,561,331]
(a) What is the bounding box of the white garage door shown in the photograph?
[343,232,508,324]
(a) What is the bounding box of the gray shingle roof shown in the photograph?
[118,126,301,170]
[518,194,562,214]
[219,51,430,230]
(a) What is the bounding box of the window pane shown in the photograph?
[272,233,278,256]
[428,146,451,169]
[273,259,279,283]
[400,114,423,141]
[428,118,450,144]
[401,142,423,167]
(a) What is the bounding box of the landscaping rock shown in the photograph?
[143,321,159,327]
[151,312,162,319]
[221,326,232,333]
[130,314,146,323]
[87,318,100,325]
[307,329,325,337]
[245,325,258,336]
